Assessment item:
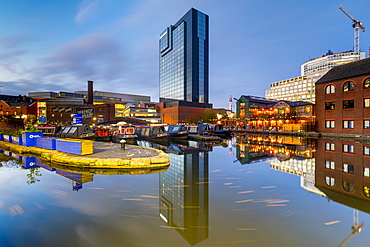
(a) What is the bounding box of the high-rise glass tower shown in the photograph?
[159,8,209,104]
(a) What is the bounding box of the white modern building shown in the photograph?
[265,50,365,103]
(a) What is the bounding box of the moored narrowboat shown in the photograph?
[166,125,188,139]
[135,126,169,141]
[112,126,137,144]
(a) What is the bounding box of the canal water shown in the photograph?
[1,135,370,247]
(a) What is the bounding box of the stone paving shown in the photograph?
[88,141,159,159]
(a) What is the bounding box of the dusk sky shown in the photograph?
[1,0,370,108]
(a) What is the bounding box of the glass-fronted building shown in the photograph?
[159,8,209,104]
[265,50,365,103]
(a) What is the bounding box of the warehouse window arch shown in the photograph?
[364,77,370,89]
[343,81,354,92]
[325,84,335,94]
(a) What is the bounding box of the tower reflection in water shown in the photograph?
[158,140,209,246]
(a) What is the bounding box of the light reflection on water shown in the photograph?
[0,136,370,246]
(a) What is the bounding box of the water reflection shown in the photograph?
[137,140,209,246]
[2,136,370,246]
[234,135,370,246]
[0,149,168,191]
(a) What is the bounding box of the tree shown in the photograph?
[185,116,200,124]
[201,109,217,123]
[26,167,42,185]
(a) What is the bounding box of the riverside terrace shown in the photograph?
[0,139,170,169]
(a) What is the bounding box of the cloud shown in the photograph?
[75,0,100,24]
[0,34,33,80]
[38,33,130,85]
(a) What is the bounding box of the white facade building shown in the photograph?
[265,50,365,103]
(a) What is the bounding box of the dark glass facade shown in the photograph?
[159,8,209,104]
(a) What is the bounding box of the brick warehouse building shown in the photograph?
[316,57,370,135]
[315,138,370,211]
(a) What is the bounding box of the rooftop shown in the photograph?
[316,57,370,84]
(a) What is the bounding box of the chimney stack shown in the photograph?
[87,80,93,105]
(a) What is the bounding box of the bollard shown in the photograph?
[120,139,126,150]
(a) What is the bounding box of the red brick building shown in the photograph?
[316,58,370,135]
[156,101,213,124]
[45,103,117,125]
[315,138,370,208]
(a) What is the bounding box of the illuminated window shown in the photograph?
[364,146,370,155]
[364,98,370,107]
[325,85,335,94]
[325,120,335,128]
[343,120,354,129]
[364,77,370,89]
[363,186,370,198]
[343,144,354,153]
[364,120,370,129]
[342,164,354,174]
[325,161,335,169]
[364,167,370,177]
[343,100,354,109]
[343,81,354,92]
[325,176,335,186]
[325,143,335,151]
[325,102,335,110]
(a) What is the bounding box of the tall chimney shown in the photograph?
[87,80,93,105]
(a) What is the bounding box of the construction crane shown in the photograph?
[338,209,364,247]
[339,5,365,54]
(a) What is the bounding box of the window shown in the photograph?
[343,81,354,92]
[325,85,335,94]
[343,144,354,153]
[343,120,354,129]
[325,120,335,128]
[342,181,354,192]
[364,146,370,155]
[325,176,335,186]
[364,77,370,89]
[325,161,335,169]
[325,143,335,151]
[364,186,370,198]
[343,164,354,174]
[325,102,335,110]
[343,100,354,109]
[364,120,370,129]
[364,167,370,177]
[365,98,370,107]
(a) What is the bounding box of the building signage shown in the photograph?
[249,103,259,108]
[72,114,83,125]
[76,107,94,119]
[51,106,73,113]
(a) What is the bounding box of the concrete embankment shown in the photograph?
[0,141,170,169]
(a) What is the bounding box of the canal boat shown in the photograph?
[211,124,233,138]
[37,124,96,140]
[166,125,188,139]
[111,126,138,144]
[95,127,112,142]
[135,126,169,141]
[184,125,199,134]
[198,123,213,136]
